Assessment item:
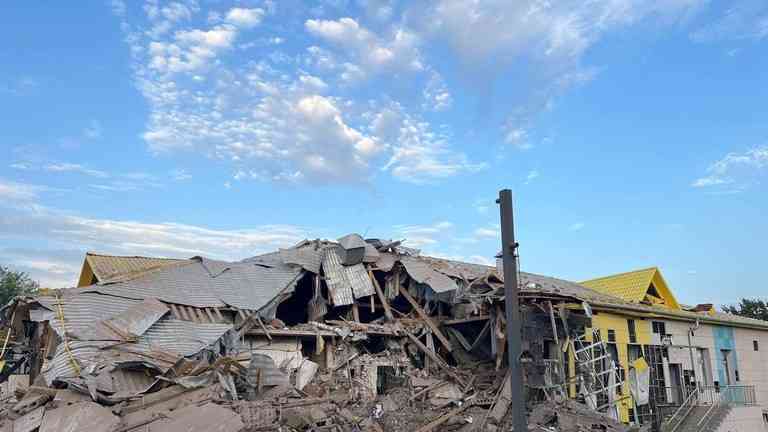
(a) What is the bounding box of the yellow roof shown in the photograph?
[77,252,186,287]
[581,267,680,310]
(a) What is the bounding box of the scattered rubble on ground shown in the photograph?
[0,235,636,431]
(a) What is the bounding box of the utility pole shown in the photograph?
[688,320,699,390]
[497,189,528,432]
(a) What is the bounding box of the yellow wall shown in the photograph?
[584,312,651,424]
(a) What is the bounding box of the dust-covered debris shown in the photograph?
[0,234,634,431]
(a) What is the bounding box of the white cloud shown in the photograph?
[690,1,768,42]
[394,221,455,248]
[422,71,452,111]
[505,127,532,150]
[375,103,485,183]
[148,24,238,74]
[44,163,109,178]
[305,17,423,81]
[474,227,499,239]
[110,0,126,17]
[692,145,768,190]
[225,8,264,28]
[119,2,486,186]
[0,180,42,202]
[408,0,703,147]
[569,222,586,231]
[0,204,314,287]
[171,168,192,181]
[525,169,540,184]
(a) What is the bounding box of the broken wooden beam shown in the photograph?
[398,285,453,352]
[369,269,394,321]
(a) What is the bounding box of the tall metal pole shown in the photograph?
[497,189,528,432]
[688,328,698,388]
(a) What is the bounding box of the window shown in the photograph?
[652,321,666,335]
[628,320,637,343]
[735,370,740,382]
[761,412,768,424]
[607,329,616,342]
[754,340,759,351]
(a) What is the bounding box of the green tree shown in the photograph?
[0,266,39,306]
[722,298,768,321]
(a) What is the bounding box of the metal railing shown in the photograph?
[659,385,756,432]
[662,388,698,432]
[697,385,757,406]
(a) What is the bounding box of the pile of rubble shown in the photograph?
[0,234,633,431]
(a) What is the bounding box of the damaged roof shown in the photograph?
[77,252,187,287]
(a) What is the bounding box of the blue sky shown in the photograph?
[1,1,767,306]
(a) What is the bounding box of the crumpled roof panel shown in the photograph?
[79,258,303,312]
[322,247,355,306]
[400,256,458,293]
[84,253,187,284]
[36,294,143,340]
[134,319,232,356]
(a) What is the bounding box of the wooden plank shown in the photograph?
[177,306,190,321]
[399,285,453,352]
[369,270,394,321]
[414,403,469,432]
[425,331,435,373]
[445,327,472,351]
[255,316,272,341]
[351,302,360,322]
[246,329,336,338]
[213,307,224,321]
[441,315,490,326]
[405,333,464,387]
[469,319,492,351]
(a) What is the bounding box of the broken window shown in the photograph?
[628,319,637,344]
[651,321,666,335]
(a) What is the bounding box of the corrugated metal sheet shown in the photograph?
[97,298,169,340]
[344,262,375,298]
[134,319,232,357]
[42,341,115,385]
[37,294,142,340]
[209,260,303,311]
[107,368,157,396]
[322,247,354,306]
[81,259,302,312]
[376,252,397,272]
[363,243,380,263]
[241,251,282,266]
[400,256,458,293]
[279,246,322,273]
[82,261,224,308]
[248,354,290,387]
[422,256,494,280]
[85,253,186,284]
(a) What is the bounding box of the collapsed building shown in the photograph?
[0,234,755,431]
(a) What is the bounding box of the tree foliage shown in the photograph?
[722,298,768,322]
[0,266,39,306]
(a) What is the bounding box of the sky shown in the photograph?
[1,1,767,306]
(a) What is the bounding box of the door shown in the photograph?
[721,349,732,385]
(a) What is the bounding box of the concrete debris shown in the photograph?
[0,233,633,431]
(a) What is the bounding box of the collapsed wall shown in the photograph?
[0,235,631,431]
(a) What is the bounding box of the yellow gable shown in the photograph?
[581,267,680,310]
